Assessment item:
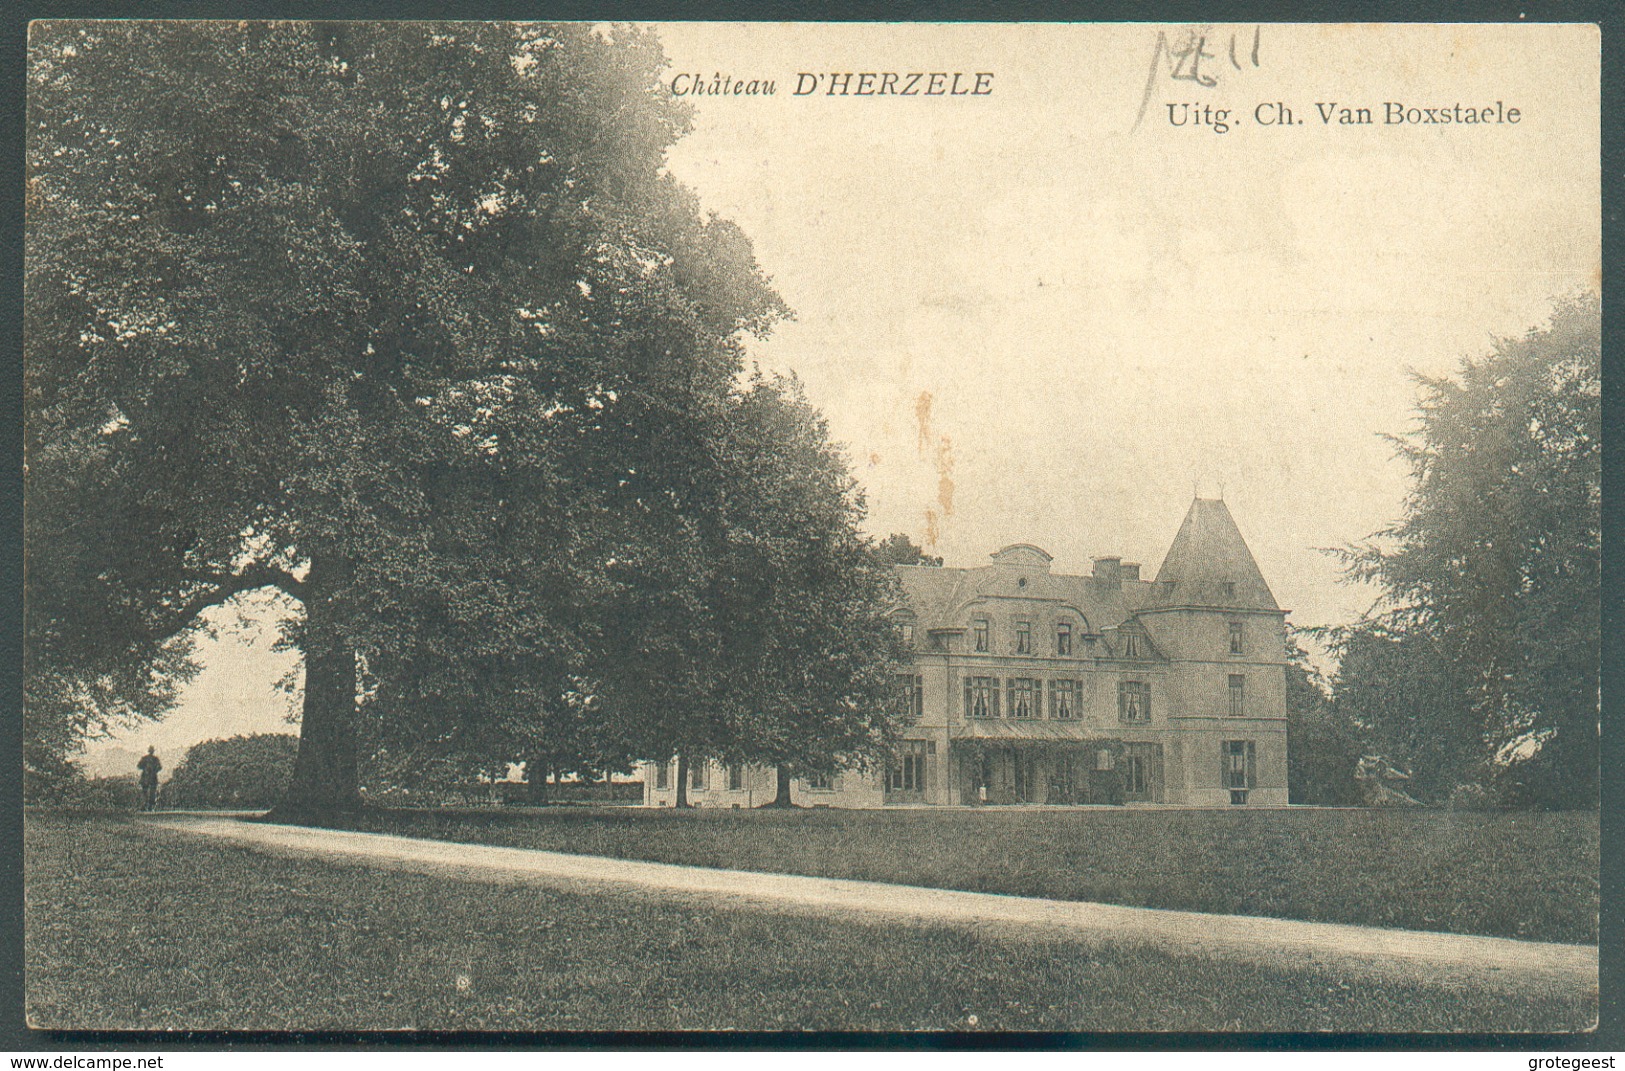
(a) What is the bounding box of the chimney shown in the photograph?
[1121,562,1141,582]
[1092,556,1122,585]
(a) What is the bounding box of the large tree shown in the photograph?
[25,22,786,812]
[1283,630,1362,806]
[710,374,904,806]
[1321,622,1478,803]
[586,372,904,807]
[1338,294,1600,808]
[872,532,942,567]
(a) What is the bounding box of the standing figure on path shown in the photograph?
[137,747,162,812]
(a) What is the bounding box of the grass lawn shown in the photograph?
[24,812,1596,1032]
[306,804,1600,945]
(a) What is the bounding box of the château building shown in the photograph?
[643,496,1289,807]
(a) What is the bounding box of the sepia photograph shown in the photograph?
[20,20,1601,1036]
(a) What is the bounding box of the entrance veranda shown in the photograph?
[952,731,1164,805]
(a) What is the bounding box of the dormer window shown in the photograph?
[896,619,915,647]
[973,617,990,653]
[1056,622,1072,656]
[1015,621,1032,654]
[1223,582,1237,599]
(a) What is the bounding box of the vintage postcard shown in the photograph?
[21,21,1600,1037]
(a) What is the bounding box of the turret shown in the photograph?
[1147,497,1278,610]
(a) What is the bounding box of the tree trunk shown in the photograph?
[527,758,550,805]
[270,558,361,819]
[675,754,690,808]
[759,765,795,807]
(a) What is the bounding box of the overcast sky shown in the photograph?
[92,22,1598,761]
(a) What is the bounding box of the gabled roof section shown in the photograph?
[989,544,1053,569]
[1149,497,1279,611]
[892,560,1138,633]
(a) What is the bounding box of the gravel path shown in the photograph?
[145,813,1598,993]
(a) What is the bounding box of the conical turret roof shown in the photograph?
[1149,498,1279,610]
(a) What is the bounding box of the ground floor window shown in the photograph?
[690,762,708,791]
[1123,754,1147,797]
[805,771,835,790]
[888,740,930,794]
[728,764,744,791]
[1222,740,1257,789]
[655,761,670,790]
[1012,751,1040,801]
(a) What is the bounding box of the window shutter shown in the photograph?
[1220,744,1229,789]
[964,677,972,720]
[991,681,1001,717]
[1247,742,1257,789]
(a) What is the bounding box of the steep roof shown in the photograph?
[893,557,1142,634]
[1148,497,1278,611]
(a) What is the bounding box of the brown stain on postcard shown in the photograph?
[936,435,955,518]
[915,391,933,459]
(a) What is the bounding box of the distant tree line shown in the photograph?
[25,22,909,814]
[1288,295,1599,810]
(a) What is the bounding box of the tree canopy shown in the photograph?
[1333,294,1600,807]
[1283,629,1361,806]
[26,22,897,812]
[872,533,943,567]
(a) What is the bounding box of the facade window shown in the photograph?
[1229,621,1244,655]
[973,617,990,652]
[1223,582,1237,599]
[1124,755,1148,797]
[1050,679,1079,720]
[887,741,929,793]
[728,764,744,791]
[1008,678,1039,718]
[1095,748,1115,772]
[1057,622,1072,656]
[655,761,670,791]
[1222,740,1257,789]
[690,762,708,791]
[1015,621,1032,654]
[965,676,1000,718]
[1118,680,1151,723]
[895,674,924,723]
[805,771,834,791]
[899,622,916,646]
[1123,631,1142,658]
[1228,674,1246,717]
